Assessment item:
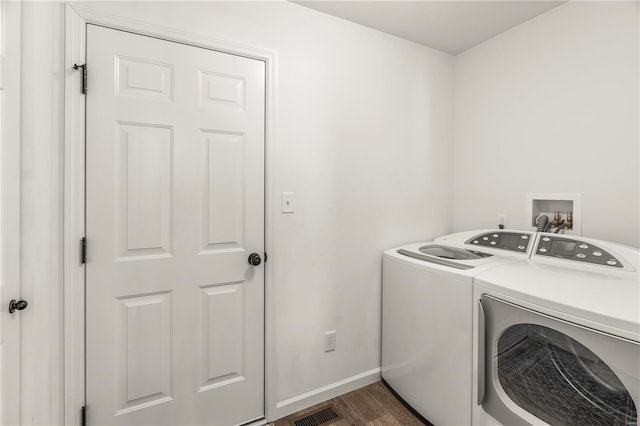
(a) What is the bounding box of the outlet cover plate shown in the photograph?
[324,331,336,352]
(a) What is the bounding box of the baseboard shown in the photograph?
[273,367,381,420]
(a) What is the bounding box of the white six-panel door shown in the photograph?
[85,25,265,425]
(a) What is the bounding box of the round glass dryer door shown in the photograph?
[497,325,637,425]
[480,295,640,426]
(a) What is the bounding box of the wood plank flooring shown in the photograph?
[273,381,431,426]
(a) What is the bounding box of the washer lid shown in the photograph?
[385,242,516,280]
[397,244,495,270]
[419,245,492,260]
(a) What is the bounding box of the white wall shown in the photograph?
[20,1,454,422]
[453,1,639,247]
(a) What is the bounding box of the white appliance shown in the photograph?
[474,233,640,426]
[382,229,535,425]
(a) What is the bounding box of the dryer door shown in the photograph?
[480,295,639,426]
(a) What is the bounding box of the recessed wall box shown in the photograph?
[526,193,582,235]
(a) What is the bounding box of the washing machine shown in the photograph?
[473,233,640,426]
[382,229,535,425]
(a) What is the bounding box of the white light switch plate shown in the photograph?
[281,192,294,213]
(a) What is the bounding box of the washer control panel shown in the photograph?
[536,236,623,268]
[465,232,531,253]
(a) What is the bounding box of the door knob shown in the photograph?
[248,253,262,266]
[9,299,28,314]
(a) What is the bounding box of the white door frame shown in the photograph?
[63,4,278,425]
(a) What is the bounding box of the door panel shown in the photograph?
[86,25,265,426]
[201,130,245,252]
[116,292,172,415]
[199,283,245,391]
[117,122,173,259]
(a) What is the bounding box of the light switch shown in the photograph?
[281,192,294,213]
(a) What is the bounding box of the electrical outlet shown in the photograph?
[497,214,509,229]
[324,331,336,352]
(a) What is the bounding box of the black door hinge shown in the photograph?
[80,237,87,264]
[80,405,87,426]
[264,253,268,263]
[73,63,87,94]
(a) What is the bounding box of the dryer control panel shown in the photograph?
[535,236,623,268]
[466,232,532,253]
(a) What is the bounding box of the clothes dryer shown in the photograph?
[382,230,535,425]
[474,233,640,426]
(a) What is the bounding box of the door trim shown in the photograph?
[63,4,278,424]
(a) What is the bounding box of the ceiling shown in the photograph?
[291,1,565,55]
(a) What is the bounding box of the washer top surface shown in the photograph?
[388,241,503,272]
[384,229,535,281]
[476,235,640,341]
[385,243,513,282]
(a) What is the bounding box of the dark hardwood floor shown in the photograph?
[273,381,430,426]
